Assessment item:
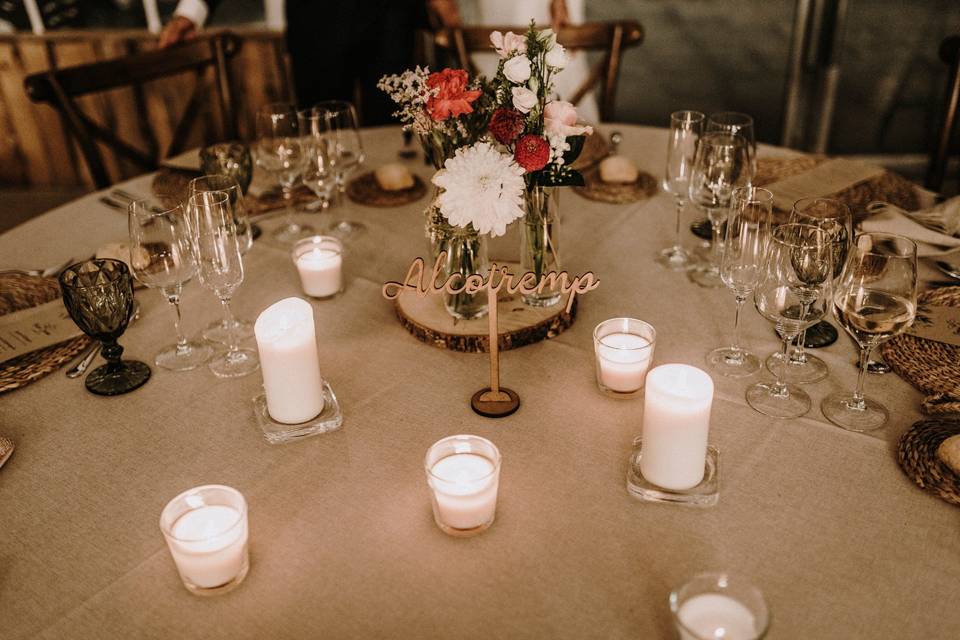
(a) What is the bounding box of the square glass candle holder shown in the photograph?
[159,485,249,596]
[593,318,656,398]
[670,572,770,640]
[424,435,501,538]
[292,235,343,299]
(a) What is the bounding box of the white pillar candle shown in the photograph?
[597,333,654,392]
[293,236,343,298]
[676,594,758,640]
[254,297,325,424]
[425,435,501,536]
[639,364,714,490]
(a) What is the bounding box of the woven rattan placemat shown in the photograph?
[346,172,427,207]
[152,169,316,215]
[0,274,90,394]
[573,167,659,204]
[898,418,960,506]
[881,287,960,415]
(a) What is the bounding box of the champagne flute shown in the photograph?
[298,107,337,213]
[256,102,310,245]
[657,110,704,271]
[188,191,259,378]
[748,223,832,418]
[316,100,366,237]
[128,201,213,371]
[707,186,773,377]
[822,232,917,431]
[687,132,752,288]
[188,175,255,344]
[766,197,852,384]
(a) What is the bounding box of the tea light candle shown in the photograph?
[292,236,342,298]
[254,297,324,424]
[593,318,656,396]
[159,485,249,595]
[639,364,714,490]
[425,435,501,536]
[676,594,758,640]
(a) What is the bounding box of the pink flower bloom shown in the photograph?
[543,101,594,138]
[490,31,527,58]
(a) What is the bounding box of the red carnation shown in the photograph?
[426,69,482,121]
[514,134,550,172]
[489,108,526,145]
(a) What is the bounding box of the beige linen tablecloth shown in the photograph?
[0,126,957,639]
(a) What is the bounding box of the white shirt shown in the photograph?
[173,0,209,27]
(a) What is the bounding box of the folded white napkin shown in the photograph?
[861,200,960,257]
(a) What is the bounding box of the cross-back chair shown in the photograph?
[927,35,960,193]
[24,32,242,189]
[434,21,643,122]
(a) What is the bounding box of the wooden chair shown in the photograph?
[927,35,960,193]
[23,33,242,189]
[434,21,644,122]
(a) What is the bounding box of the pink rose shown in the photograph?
[490,31,527,58]
[543,101,594,138]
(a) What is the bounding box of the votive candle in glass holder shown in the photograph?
[670,572,770,640]
[424,435,501,537]
[159,484,249,596]
[292,235,343,299]
[593,318,656,397]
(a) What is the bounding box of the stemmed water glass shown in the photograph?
[766,197,852,384]
[128,201,213,371]
[657,110,704,270]
[822,232,917,431]
[256,102,310,245]
[707,186,773,377]
[748,223,832,418]
[59,259,151,395]
[188,191,260,378]
[315,100,366,237]
[188,175,255,344]
[298,107,337,214]
[687,132,752,288]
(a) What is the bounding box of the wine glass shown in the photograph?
[766,197,853,384]
[188,191,260,378]
[59,259,151,395]
[707,112,757,175]
[657,110,704,271]
[188,175,255,344]
[298,107,337,213]
[687,132,752,288]
[255,102,310,245]
[128,201,213,371]
[822,232,917,431]
[748,223,832,418]
[315,100,366,237]
[707,186,773,377]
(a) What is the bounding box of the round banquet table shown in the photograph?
[0,125,958,640]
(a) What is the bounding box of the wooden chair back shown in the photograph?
[23,33,242,189]
[927,35,960,192]
[434,21,643,122]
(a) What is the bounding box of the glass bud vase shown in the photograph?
[521,185,562,307]
[443,225,489,320]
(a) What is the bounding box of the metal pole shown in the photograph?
[812,0,849,153]
[782,0,814,148]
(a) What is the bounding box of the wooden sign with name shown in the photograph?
[383,252,600,418]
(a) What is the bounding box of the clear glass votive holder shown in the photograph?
[424,435,502,538]
[593,318,657,398]
[670,572,770,640]
[159,484,249,596]
[291,235,343,299]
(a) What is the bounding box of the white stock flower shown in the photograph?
[539,28,557,50]
[431,142,525,237]
[545,44,568,70]
[512,86,538,114]
[490,31,527,58]
[503,55,532,84]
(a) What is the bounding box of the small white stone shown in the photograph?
[375,163,415,191]
[599,155,639,184]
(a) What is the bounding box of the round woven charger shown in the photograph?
[152,168,315,215]
[346,172,427,207]
[897,418,960,506]
[881,287,960,415]
[0,273,91,394]
[573,168,659,204]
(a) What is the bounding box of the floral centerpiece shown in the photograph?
[485,24,593,307]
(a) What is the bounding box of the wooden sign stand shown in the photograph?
[383,254,599,419]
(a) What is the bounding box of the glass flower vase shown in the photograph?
[521,185,562,308]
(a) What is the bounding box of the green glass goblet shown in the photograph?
[59,259,151,396]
